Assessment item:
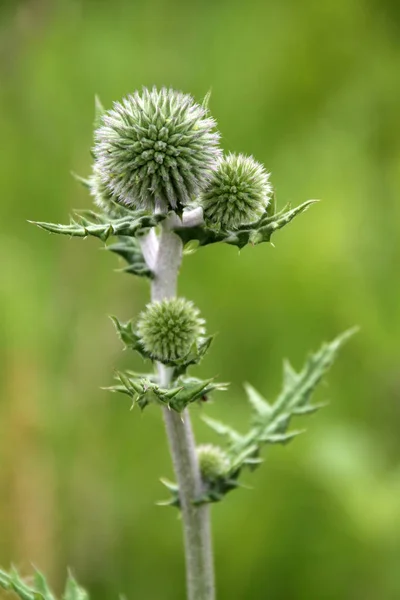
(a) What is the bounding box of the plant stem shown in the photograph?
[143,216,215,600]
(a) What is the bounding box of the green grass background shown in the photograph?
[0,0,400,598]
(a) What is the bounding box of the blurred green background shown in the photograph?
[1,0,400,598]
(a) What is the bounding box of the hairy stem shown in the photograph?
[143,216,215,600]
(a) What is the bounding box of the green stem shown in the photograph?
[144,216,215,600]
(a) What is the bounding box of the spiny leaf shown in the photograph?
[106,236,153,278]
[0,568,45,600]
[160,477,179,493]
[33,571,55,600]
[174,199,318,249]
[260,430,305,444]
[107,372,227,413]
[0,569,89,600]
[157,479,180,508]
[29,211,165,242]
[272,327,357,417]
[248,199,318,246]
[12,568,42,600]
[292,402,329,416]
[110,316,142,350]
[282,359,297,387]
[244,382,271,418]
[160,378,228,412]
[63,572,88,600]
[195,329,356,506]
[202,416,244,444]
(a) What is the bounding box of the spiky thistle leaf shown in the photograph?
[106,371,227,412]
[0,569,88,600]
[187,329,356,505]
[29,210,165,242]
[174,199,318,249]
[106,236,153,278]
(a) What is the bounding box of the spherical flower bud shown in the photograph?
[94,87,221,213]
[197,444,229,481]
[200,153,272,230]
[137,298,205,363]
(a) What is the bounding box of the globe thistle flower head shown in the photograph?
[200,153,272,230]
[137,298,205,363]
[197,444,229,481]
[94,87,221,213]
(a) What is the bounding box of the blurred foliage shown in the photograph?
[0,0,400,599]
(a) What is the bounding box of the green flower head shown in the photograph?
[137,298,205,363]
[94,87,221,214]
[200,153,272,230]
[197,444,229,481]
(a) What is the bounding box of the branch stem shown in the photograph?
[142,216,215,600]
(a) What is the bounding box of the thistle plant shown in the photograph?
[1,87,354,600]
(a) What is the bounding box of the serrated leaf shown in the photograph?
[282,359,297,387]
[107,372,226,413]
[198,329,356,506]
[273,328,357,417]
[160,478,179,493]
[261,430,305,444]
[110,316,138,347]
[157,478,180,508]
[174,199,318,249]
[202,416,243,444]
[244,382,271,417]
[248,200,318,246]
[292,402,328,416]
[163,378,227,412]
[106,236,153,278]
[30,211,165,242]
[0,568,45,600]
[63,572,88,600]
[33,571,55,600]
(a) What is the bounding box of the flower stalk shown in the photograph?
[148,219,215,600]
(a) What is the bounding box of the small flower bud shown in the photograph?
[197,444,229,481]
[200,153,272,230]
[137,298,205,363]
[94,87,221,214]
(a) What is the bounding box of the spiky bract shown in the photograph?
[197,444,229,481]
[137,298,205,363]
[94,87,221,213]
[200,153,272,230]
[90,166,125,218]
